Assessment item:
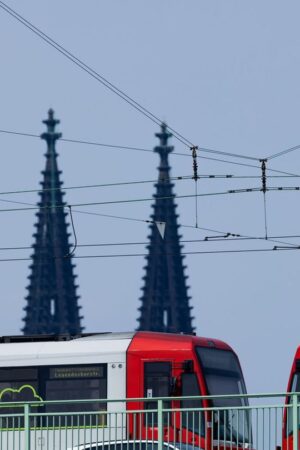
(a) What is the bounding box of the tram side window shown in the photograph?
[0,367,40,427]
[144,362,171,425]
[0,364,107,428]
[44,365,107,426]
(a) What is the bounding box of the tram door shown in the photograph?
[142,361,205,447]
[142,362,173,439]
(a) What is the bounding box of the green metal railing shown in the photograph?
[0,392,299,450]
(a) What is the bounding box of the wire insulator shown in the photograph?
[261,159,267,193]
[191,146,199,180]
[260,159,268,239]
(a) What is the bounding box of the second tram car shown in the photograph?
[283,345,300,450]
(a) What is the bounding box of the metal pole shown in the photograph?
[24,403,30,450]
[157,400,163,450]
[292,394,298,450]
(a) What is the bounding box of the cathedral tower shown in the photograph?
[23,110,83,335]
[137,124,194,333]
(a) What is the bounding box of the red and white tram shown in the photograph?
[0,331,250,449]
[283,345,300,450]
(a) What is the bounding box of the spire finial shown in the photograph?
[155,122,172,147]
[41,109,62,141]
[154,122,173,175]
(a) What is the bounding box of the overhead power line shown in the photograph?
[0,175,196,197]
[0,1,193,149]
[267,143,300,161]
[0,2,282,166]
[6,172,297,198]
[0,185,299,214]
[0,128,299,177]
[73,247,300,257]
[1,193,298,249]
[0,128,261,163]
[0,246,298,262]
[1,234,300,253]
[0,128,156,154]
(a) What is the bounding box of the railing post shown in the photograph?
[157,400,163,450]
[292,393,298,450]
[24,403,30,450]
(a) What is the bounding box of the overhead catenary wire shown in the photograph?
[0,193,297,249]
[0,185,299,249]
[0,1,193,149]
[267,143,300,161]
[0,126,263,163]
[1,234,300,253]
[197,154,299,176]
[180,221,299,248]
[0,246,299,262]
[0,175,196,197]
[0,128,157,154]
[0,197,167,228]
[0,127,299,177]
[1,2,294,167]
[0,1,265,164]
[71,208,300,248]
[6,172,294,199]
[0,171,297,201]
[0,185,299,214]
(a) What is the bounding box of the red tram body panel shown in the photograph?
[126,332,248,449]
[283,346,300,450]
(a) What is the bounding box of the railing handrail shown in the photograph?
[0,392,298,450]
[0,391,295,407]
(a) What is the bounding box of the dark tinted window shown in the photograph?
[144,362,171,426]
[44,364,107,426]
[45,365,106,408]
[0,364,107,428]
[197,347,240,374]
[144,362,171,399]
[0,367,39,419]
[196,347,247,406]
[196,347,251,444]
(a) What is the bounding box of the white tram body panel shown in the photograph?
[0,333,135,449]
[0,332,133,399]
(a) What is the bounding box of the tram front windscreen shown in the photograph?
[196,346,251,443]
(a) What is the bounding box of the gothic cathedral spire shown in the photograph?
[137,123,194,333]
[22,109,83,335]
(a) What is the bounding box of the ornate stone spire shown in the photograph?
[22,109,83,335]
[137,123,194,333]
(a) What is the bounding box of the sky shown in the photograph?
[0,0,300,395]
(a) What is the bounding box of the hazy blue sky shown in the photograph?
[0,0,300,395]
